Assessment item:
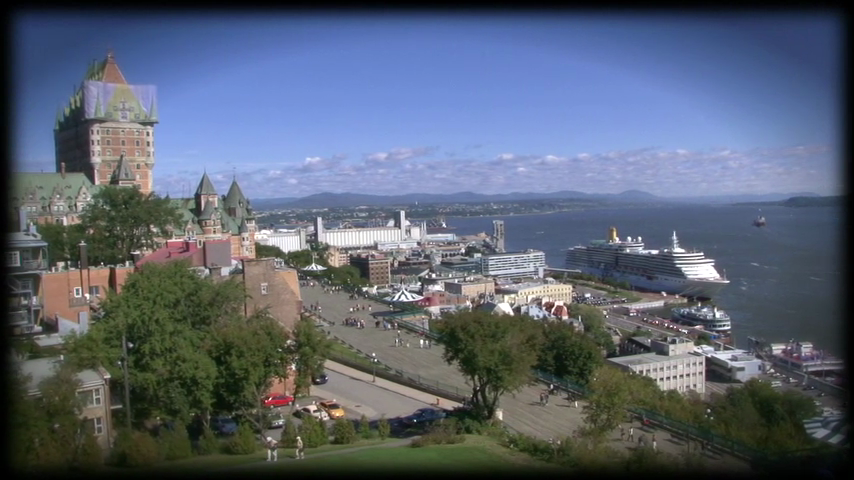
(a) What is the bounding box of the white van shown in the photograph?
[770,380,782,388]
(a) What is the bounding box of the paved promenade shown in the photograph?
[301,284,749,472]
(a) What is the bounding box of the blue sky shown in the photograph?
[14,13,842,199]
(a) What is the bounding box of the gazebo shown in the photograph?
[301,253,327,273]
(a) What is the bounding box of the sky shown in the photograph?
[14,13,843,199]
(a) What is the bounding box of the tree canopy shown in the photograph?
[569,304,616,355]
[291,315,333,396]
[435,310,542,420]
[536,321,603,386]
[37,222,87,266]
[79,185,183,265]
[581,365,633,441]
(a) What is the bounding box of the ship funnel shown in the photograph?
[608,227,617,243]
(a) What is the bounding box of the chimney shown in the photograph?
[60,162,66,179]
[18,206,27,233]
[79,241,89,270]
[131,251,142,264]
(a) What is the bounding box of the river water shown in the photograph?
[446,205,844,357]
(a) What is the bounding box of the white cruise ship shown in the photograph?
[565,227,729,299]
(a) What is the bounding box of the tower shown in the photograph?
[194,173,221,236]
[53,50,159,194]
[492,220,505,253]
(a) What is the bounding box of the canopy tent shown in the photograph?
[301,253,327,272]
[803,415,849,448]
[383,289,424,303]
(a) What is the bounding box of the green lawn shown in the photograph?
[231,435,564,473]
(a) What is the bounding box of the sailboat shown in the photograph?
[753,209,766,227]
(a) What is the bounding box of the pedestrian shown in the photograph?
[544,393,549,405]
[628,426,634,442]
[427,339,431,349]
[406,341,410,348]
[266,436,278,462]
[539,392,545,405]
[295,436,304,459]
[620,425,625,441]
[419,338,424,349]
[652,434,657,452]
[574,399,578,408]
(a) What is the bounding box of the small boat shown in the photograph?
[753,210,766,227]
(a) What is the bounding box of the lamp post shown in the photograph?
[371,352,377,383]
[119,333,133,429]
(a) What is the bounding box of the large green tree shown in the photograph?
[536,321,603,386]
[37,222,87,266]
[210,309,293,432]
[435,310,542,420]
[66,261,245,424]
[79,185,183,265]
[570,304,615,354]
[292,315,333,396]
[581,365,633,441]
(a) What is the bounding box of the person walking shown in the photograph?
[539,392,545,405]
[419,338,424,349]
[295,436,305,460]
[265,436,278,462]
[628,426,634,442]
[427,339,431,349]
[652,434,657,452]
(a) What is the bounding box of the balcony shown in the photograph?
[69,297,90,307]
[10,296,42,309]
[9,259,48,273]
[9,311,31,327]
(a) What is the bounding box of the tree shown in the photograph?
[435,310,542,421]
[582,365,633,441]
[292,315,333,396]
[79,185,183,265]
[209,309,293,432]
[37,222,86,266]
[256,244,288,259]
[332,418,357,444]
[571,304,615,354]
[65,261,244,424]
[536,321,603,386]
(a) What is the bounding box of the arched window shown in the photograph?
[121,140,126,146]
[105,139,111,146]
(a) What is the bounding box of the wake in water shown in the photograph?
[809,277,823,281]
[750,262,761,267]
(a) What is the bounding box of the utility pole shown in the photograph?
[121,333,132,430]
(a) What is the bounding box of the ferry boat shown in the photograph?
[671,305,732,334]
[748,337,846,381]
[565,227,729,300]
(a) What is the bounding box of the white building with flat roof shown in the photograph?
[695,346,763,383]
[481,250,546,279]
[607,336,706,394]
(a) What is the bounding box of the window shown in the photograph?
[20,278,33,291]
[96,139,100,145]
[136,174,140,180]
[97,150,101,156]
[121,150,126,156]
[146,151,151,157]
[89,285,100,297]
[90,129,94,135]
[87,417,104,436]
[105,139,111,146]
[146,141,151,147]
[73,287,83,298]
[7,251,21,267]
[96,129,100,134]
[261,283,269,295]
[105,129,110,135]
[136,163,141,170]
[120,129,125,135]
[77,388,103,407]
[135,151,141,157]
[136,130,141,136]
[121,139,127,146]
[91,140,95,146]
[146,131,150,137]
[135,139,140,146]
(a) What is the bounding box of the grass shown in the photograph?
[232,435,564,473]
[140,437,400,473]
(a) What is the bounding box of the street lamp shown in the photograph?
[118,333,134,429]
[371,352,377,383]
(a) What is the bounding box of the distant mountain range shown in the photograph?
[249,190,823,210]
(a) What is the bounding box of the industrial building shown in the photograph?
[694,346,764,383]
[314,210,424,248]
[480,250,546,278]
[607,336,706,395]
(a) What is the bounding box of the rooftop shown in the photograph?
[608,351,703,367]
[16,356,107,395]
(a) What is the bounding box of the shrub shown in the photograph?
[298,415,328,448]
[411,422,465,448]
[72,431,104,471]
[280,417,298,448]
[224,424,259,455]
[358,414,373,439]
[195,427,221,456]
[377,415,391,439]
[110,430,161,468]
[332,418,357,445]
[158,422,193,461]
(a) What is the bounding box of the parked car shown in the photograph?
[267,411,287,429]
[312,373,329,385]
[294,405,330,421]
[263,394,295,408]
[401,407,446,427]
[210,416,238,436]
[318,400,346,419]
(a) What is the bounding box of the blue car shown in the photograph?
[401,408,446,427]
[210,416,238,436]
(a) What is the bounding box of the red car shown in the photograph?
[263,394,295,408]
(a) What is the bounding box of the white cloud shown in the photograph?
[149,144,836,199]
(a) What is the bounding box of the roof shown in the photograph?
[8,231,48,248]
[607,351,703,367]
[11,172,99,208]
[195,173,217,196]
[197,199,218,221]
[16,357,106,395]
[102,50,128,84]
[136,238,233,268]
[111,155,135,183]
[224,179,247,210]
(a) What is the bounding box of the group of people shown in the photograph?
[348,304,371,313]
[264,435,305,462]
[344,317,366,328]
[619,425,657,452]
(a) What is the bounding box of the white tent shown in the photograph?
[803,415,849,447]
[383,289,424,303]
[302,262,327,272]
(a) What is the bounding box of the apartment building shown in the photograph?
[443,278,495,302]
[607,336,706,394]
[494,280,573,305]
[8,210,49,335]
[480,249,546,278]
[350,253,391,286]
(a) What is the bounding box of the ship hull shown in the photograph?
[568,266,729,299]
[671,310,732,333]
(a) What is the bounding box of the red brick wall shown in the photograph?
[42,266,134,323]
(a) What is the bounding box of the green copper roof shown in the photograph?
[111,156,135,183]
[195,173,217,196]
[11,172,100,209]
[197,199,218,221]
[224,179,247,211]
